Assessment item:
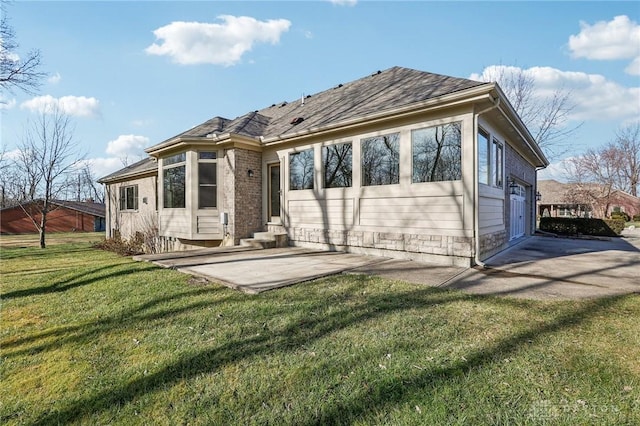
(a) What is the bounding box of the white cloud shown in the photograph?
[624,56,640,76]
[106,134,150,157]
[568,15,640,75]
[20,95,101,117]
[569,15,640,60]
[47,72,62,84]
[470,65,640,122]
[328,0,358,5]
[145,15,291,66]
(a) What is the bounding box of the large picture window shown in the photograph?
[323,142,352,188]
[412,122,462,183]
[163,153,186,208]
[361,133,400,186]
[198,151,217,208]
[290,149,314,190]
[119,185,138,211]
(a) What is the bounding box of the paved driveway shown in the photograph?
[136,232,640,299]
[445,233,640,300]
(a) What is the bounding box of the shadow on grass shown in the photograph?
[26,280,630,425]
[0,264,144,300]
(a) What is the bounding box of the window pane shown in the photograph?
[412,122,462,183]
[163,165,186,208]
[493,140,503,188]
[199,187,217,209]
[290,149,314,190]
[119,187,126,210]
[164,152,186,166]
[199,152,217,160]
[125,186,135,210]
[199,162,216,185]
[478,129,489,185]
[199,162,217,208]
[323,142,352,188]
[361,133,399,186]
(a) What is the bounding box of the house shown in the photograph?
[538,179,640,219]
[98,66,548,266]
[0,200,105,234]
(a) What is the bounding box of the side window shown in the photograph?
[119,185,138,211]
[290,149,314,190]
[323,142,352,188]
[198,152,217,208]
[361,133,400,186]
[492,138,504,188]
[163,153,186,208]
[412,122,462,183]
[478,128,489,185]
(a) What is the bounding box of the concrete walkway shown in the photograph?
[135,231,640,299]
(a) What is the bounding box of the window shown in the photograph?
[163,153,186,208]
[323,142,352,188]
[198,151,217,208]
[361,133,400,186]
[119,185,138,211]
[290,149,314,190]
[492,138,504,188]
[478,128,489,185]
[412,122,462,183]
[478,129,504,189]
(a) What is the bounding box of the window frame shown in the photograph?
[162,152,187,209]
[361,132,400,187]
[492,137,504,189]
[411,121,462,183]
[198,151,218,209]
[478,127,490,186]
[289,148,315,191]
[119,185,138,211]
[322,141,353,188]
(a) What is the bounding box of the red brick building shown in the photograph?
[0,200,105,234]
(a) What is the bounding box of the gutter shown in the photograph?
[473,95,501,268]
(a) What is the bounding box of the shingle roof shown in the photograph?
[151,66,488,147]
[98,157,157,183]
[52,200,106,218]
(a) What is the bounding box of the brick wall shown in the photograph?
[222,148,263,244]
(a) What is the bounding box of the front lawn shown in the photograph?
[1,237,639,425]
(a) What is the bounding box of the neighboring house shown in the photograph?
[0,200,105,234]
[99,66,548,266]
[538,179,640,219]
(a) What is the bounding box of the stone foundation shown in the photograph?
[479,230,508,260]
[287,227,473,267]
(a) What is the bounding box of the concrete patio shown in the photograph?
[135,231,640,299]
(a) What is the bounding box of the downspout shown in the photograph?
[473,95,501,267]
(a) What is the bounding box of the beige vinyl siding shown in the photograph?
[196,215,222,234]
[288,199,355,229]
[359,196,463,232]
[478,195,505,234]
[160,211,190,236]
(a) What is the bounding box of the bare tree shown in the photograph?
[0,0,45,95]
[15,105,83,248]
[613,123,640,197]
[477,66,581,161]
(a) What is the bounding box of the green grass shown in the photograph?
[1,234,639,425]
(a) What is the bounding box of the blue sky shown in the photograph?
[1,1,639,180]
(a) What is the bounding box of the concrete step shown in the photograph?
[239,238,277,249]
[252,232,288,248]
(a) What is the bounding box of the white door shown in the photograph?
[510,186,526,240]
